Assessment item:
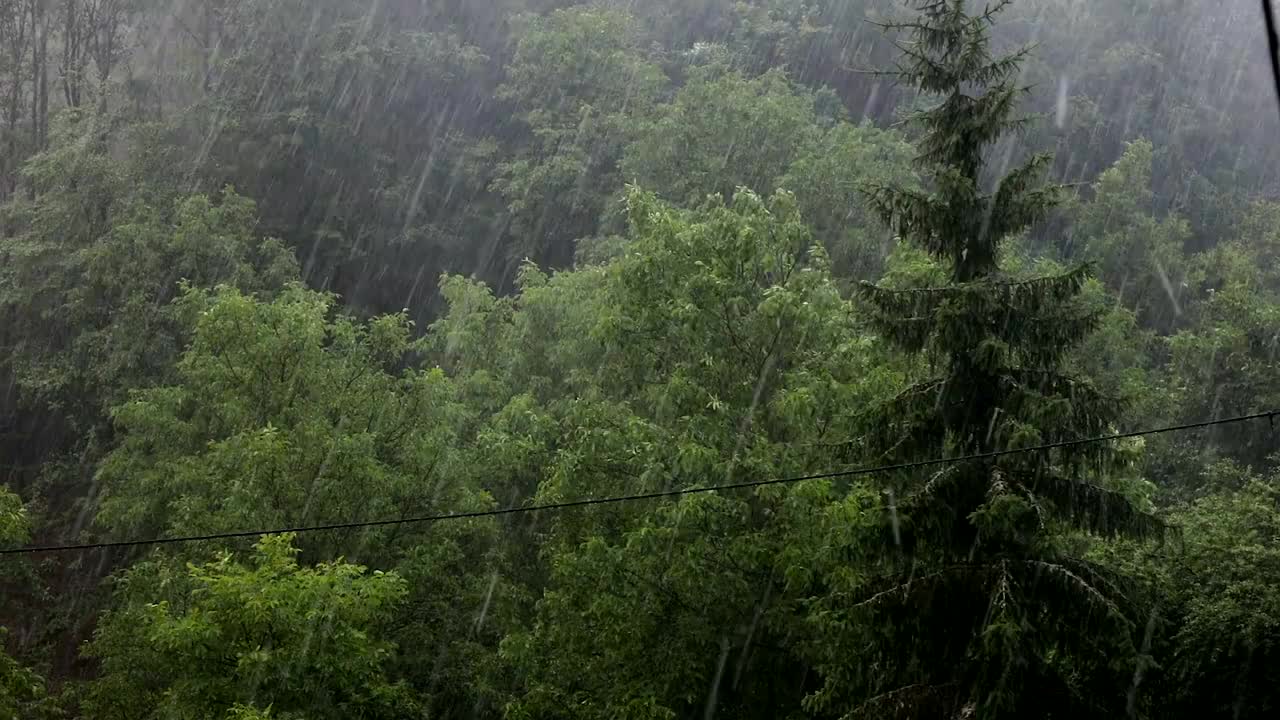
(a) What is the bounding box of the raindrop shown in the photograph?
[733,584,771,690]
[885,488,901,547]
[1152,257,1182,318]
[704,634,731,720]
[1055,74,1071,129]
[472,571,499,635]
[1127,607,1160,717]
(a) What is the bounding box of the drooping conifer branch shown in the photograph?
[836,1,1160,716]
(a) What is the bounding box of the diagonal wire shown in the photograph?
[1266,0,1280,115]
[1,410,1276,556]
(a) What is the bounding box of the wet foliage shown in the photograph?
[1,1,1279,718]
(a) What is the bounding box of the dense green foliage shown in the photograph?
[83,534,414,720]
[1,0,1278,718]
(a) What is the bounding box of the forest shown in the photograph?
[2,0,1280,717]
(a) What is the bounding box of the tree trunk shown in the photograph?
[89,0,125,116]
[4,0,28,201]
[37,0,46,148]
[27,0,45,200]
[61,0,82,108]
[29,0,37,148]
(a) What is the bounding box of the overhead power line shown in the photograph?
[1,410,1276,557]
[1266,0,1280,116]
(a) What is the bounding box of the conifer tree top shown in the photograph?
[865,0,1060,283]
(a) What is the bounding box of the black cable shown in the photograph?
[2,409,1276,556]
[1266,0,1280,115]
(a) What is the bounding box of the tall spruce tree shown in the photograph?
[809,2,1162,718]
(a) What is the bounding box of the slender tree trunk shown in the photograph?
[89,0,125,117]
[37,3,46,147]
[96,24,111,115]
[27,0,45,199]
[4,0,28,201]
[0,1,8,202]
[29,0,37,147]
[61,0,81,108]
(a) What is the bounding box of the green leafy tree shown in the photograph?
[0,625,50,720]
[0,110,301,682]
[0,486,55,720]
[1229,201,1280,290]
[781,120,917,280]
[0,487,26,548]
[1070,139,1193,332]
[0,110,298,577]
[1144,198,1280,490]
[82,534,414,720]
[1113,461,1280,720]
[483,188,898,719]
[621,68,821,207]
[4,187,296,436]
[1159,285,1280,478]
[178,0,494,315]
[613,0,902,107]
[94,284,482,556]
[1,111,133,448]
[429,186,889,717]
[1,109,296,419]
[92,283,505,716]
[493,6,667,269]
[806,2,1160,717]
[622,67,917,281]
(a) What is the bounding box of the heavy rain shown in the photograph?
[1,0,1280,718]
